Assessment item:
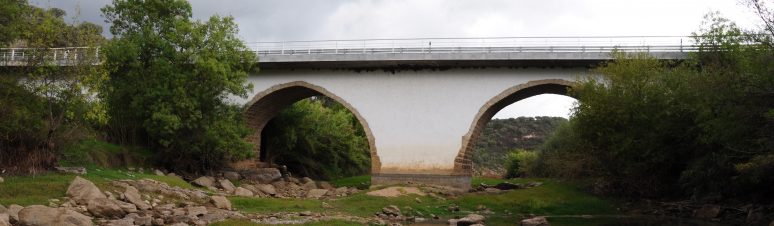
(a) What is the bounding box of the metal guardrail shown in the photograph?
[246,36,699,55]
[1,36,702,64]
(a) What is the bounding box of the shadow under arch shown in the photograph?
[243,81,381,174]
[453,79,575,175]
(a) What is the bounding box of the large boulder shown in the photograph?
[218,179,236,193]
[87,198,127,218]
[234,187,254,197]
[241,168,281,184]
[256,184,277,196]
[67,176,107,205]
[210,196,232,210]
[191,176,215,188]
[457,213,485,225]
[18,205,93,226]
[123,185,151,210]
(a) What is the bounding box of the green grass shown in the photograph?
[232,176,619,224]
[0,168,193,206]
[329,175,370,189]
[211,219,363,226]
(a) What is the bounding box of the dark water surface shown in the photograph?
[407,215,728,226]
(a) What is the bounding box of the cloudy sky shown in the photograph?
[31,0,764,119]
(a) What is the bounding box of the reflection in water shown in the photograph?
[407,215,727,226]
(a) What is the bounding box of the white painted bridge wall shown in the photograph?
[237,67,584,174]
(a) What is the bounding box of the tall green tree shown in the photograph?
[100,0,256,172]
[1,2,105,173]
[262,98,371,180]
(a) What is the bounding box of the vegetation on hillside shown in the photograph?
[533,12,774,201]
[261,97,371,180]
[472,117,567,176]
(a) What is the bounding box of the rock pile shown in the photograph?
[187,169,359,199]
[0,176,245,226]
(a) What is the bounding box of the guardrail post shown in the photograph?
[281,42,285,55]
[10,49,14,61]
[680,38,683,52]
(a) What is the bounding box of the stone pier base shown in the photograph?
[371,173,472,191]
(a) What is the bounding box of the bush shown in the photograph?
[504,149,538,178]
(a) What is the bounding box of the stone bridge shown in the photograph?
[238,36,691,189]
[1,36,694,189]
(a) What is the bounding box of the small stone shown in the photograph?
[0,177,4,183]
[305,189,329,199]
[299,211,312,216]
[256,184,277,195]
[321,202,333,209]
[447,204,460,212]
[154,169,165,176]
[152,218,164,226]
[135,216,152,226]
[191,176,215,188]
[521,216,549,226]
[218,179,236,193]
[382,205,401,216]
[414,197,422,203]
[55,166,87,175]
[476,204,487,211]
[210,196,232,210]
[458,213,485,224]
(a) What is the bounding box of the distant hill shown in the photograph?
[472,116,568,177]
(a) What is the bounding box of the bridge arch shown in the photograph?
[453,79,575,175]
[243,81,381,174]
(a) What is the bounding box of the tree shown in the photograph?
[0,0,27,46]
[100,0,256,173]
[0,2,105,173]
[261,98,371,180]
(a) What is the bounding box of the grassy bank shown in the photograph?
[232,176,619,225]
[0,168,192,206]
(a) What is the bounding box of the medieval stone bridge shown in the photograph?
[239,36,692,189]
[1,36,695,189]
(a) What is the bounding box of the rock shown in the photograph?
[18,205,93,226]
[447,204,460,212]
[87,198,127,218]
[306,189,329,199]
[67,176,107,205]
[256,184,277,196]
[223,171,241,181]
[414,197,422,203]
[0,214,9,226]
[521,216,549,226]
[191,176,215,188]
[154,169,165,176]
[694,204,721,219]
[123,185,151,210]
[769,220,773,226]
[55,166,87,174]
[476,204,487,211]
[299,177,313,184]
[0,177,3,183]
[321,202,333,209]
[299,211,312,216]
[484,188,502,193]
[218,179,236,193]
[187,206,207,217]
[334,187,349,195]
[0,204,6,214]
[210,196,232,210]
[7,204,22,222]
[152,218,164,225]
[382,205,401,216]
[106,218,133,226]
[241,168,282,183]
[234,187,254,197]
[316,181,334,190]
[302,181,317,190]
[458,213,485,225]
[134,216,152,226]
